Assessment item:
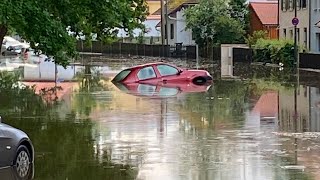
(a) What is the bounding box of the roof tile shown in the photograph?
[250,2,278,25]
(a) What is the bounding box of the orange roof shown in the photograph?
[250,1,278,25]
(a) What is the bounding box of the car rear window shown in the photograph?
[112,70,131,82]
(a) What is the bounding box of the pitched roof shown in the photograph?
[249,1,278,25]
[152,0,198,16]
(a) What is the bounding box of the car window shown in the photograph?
[137,66,156,80]
[159,87,179,97]
[112,69,131,82]
[137,84,156,96]
[157,65,178,76]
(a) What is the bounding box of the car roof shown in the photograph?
[124,62,177,71]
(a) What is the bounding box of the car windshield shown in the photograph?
[112,69,131,82]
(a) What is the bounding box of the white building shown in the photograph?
[154,1,197,46]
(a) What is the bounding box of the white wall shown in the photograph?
[166,8,196,46]
[117,19,161,38]
[176,9,195,45]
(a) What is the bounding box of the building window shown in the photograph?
[283,29,287,38]
[315,0,318,10]
[304,28,307,48]
[302,0,307,8]
[297,0,301,10]
[170,24,174,40]
[282,0,286,11]
[289,0,293,10]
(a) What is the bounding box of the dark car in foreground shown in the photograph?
[112,62,213,85]
[0,117,34,180]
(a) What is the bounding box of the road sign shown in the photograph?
[292,17,299,26]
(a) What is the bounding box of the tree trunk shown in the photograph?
[0,25,8,48]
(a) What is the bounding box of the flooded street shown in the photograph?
[1,55,320,180]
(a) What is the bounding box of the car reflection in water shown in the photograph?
[113,81,212,98]
[0,117,34,180]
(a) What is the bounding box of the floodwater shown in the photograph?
[1,55,320,180]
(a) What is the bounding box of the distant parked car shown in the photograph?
[0,117,34,179]
[112,62,213,85]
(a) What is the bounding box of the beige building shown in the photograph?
[279,0,309,49]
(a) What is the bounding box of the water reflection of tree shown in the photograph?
[178,80,249,129]
[73,66,113,116]
[0,71,49,116]
[0,70,137,179]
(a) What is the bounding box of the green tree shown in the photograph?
[184,0,245,46]
[228,0,249,34]
[0,0,148,66]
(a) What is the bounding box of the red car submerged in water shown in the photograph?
[111,62,213,85]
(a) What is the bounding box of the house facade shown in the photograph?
[310,1,320,53]
[249,1,279,39]
[166,3,196,46]
[154,1,197,46]
[279,0,320,53]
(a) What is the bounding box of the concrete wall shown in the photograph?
[220,44,248,78]
[279,0,310,49]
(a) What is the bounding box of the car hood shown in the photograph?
[0,123,29,140]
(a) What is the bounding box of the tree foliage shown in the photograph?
[184,0,246,46]
[246,30,268,48]
[0,0,148,66]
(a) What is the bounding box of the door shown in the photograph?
[0,127,13,167]
[136,66,159,84]
[0,126,7,167]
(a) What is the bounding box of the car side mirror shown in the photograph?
[177,69,183,75]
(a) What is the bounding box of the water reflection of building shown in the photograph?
[278,85,310,132]
[278,85,320,132]
[309,87,320,131]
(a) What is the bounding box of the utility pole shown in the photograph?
[294,0,298,68]
[165,0,169,46]
[160,0,165,46]
[165,0,169,57]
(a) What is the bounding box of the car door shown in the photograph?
[0,126,7,167]
[0,126,13,167]
[156,64,187,83]
[136,66,159,84]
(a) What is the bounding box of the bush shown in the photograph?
[253,39,295,66]
[245,30,268,48]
